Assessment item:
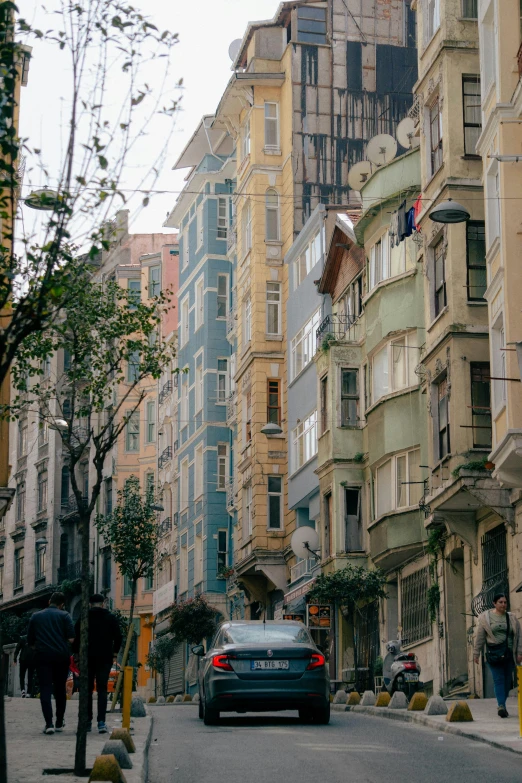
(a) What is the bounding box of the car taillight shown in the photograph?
[212,654,233,671]
[306,653,326,670]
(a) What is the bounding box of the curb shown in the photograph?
[141,712,154,783]
[332,704,522,756]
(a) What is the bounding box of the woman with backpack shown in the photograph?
[473,593,522,718]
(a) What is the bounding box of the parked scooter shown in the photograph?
[383,641,422,698]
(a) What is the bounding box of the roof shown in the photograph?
[172,115,232,170]
[317,211,362,295]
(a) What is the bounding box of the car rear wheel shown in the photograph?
[312,702,330,725]
[198,693,204,720]
[203,697,220,726]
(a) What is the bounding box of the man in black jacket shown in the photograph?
[74,594,122,733]
[14,633,36,697]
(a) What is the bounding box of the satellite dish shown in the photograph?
[228,38,242,62]
[366,134,398,166]
[290,527,320,560]
[347,160,373,191]
[396,117,420,150]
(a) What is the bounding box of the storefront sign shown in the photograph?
[284,578,316,605]
[283,614,305,623]
[307,604,332,629]
[153,580,175,616]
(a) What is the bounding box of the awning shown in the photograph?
[284,578,316,606]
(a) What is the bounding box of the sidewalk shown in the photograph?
[5,696,152,782]
[334,695,522,755]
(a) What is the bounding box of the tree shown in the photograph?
[308,564,388,616]
[10,261,175,775]
[146,634,179,698]
[96,474,161,710]
[0,0,179,391]
[169,596,218,646]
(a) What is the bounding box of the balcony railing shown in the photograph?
[60,494,88,517]
[226,392,236,423]
[226,303,237,335]
[227,224,237,253]
[159,446,173,468]
[225,479,237,509]
[316,314,357,351]
[407,94,422,124]
[159,380,173,404]
[57,560,83,582]
[290,558,315,584]
[158,517,172,537]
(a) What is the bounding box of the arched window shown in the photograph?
[265,189,280,242]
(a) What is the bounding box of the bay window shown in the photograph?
[376,448,422,518]
[371,333,418,404]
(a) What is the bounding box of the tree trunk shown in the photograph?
[73,512,91,776]
[110,580,136,711]
[0,628,7,783]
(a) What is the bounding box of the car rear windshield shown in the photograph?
[223,624,312,645]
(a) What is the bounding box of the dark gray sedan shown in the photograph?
[193,620,330,725]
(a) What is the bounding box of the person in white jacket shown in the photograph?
[473,593,522,718]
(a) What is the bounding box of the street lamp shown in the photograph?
[151,502,164,512]
[429,198,470,224]
[260,422,283,436]
[24,189,66,212]
[50,418,69,433]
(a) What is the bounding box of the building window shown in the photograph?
[481,6,496,93]
[144,571,154,591]
[376,448,422,517]
[127,350,140,383]
[291,410,317,472]
[294,231,322,288]
[267,379,281,426]
[320,375,328,434]
[371,333,418,404]
[180,296,189,346]
[429,99,443,174]
[486,165,500,246]
[122,573,132,597]
[180,458,189,511]
[217,197,228,240]
[195,360,203,413]
[267,476,282,530]
[38,410,48,448]
[264,102,279,149]
[266,281,281,335]
[401,568,431,645]
[344,487,362,552]
[145,472,155,499]
[244,483,253,539]
[194,444,203,499]
[323,492,332,558]
[217,529,228,571]
[245,390,252,444]
[196,204,203,249]
[146,401,156,444]
[242,201,252,257]
[265,189,280,242]
[14,548,24,589]
[106,478,113,515]
[102,553,111,590]
[437,377,450,459]
[180,374,189,429]
[339,276,364,320]
[434,238,446,317]
[61,467,70,508]
[217,274,228,318]
[462,76,481,155]
[179,539,188,594]
[217,444,227,490]
[290,309,321,380]
[368,232,416,293]
[297,4,327,45]
[63,348,71,372]
[0,556,4,595]
[35,543,45,581]
[194,533,203,586]
[470,363,492,448]
[466,221,486,300]
[241,117,251,161]
[125,411,140,452]
[369,235,386,289]
[148,266,161,298]
[340,369,358,427]
[128,279,141,310]
[37,470,48,512]
[462,0,478,17]
[182,230,189,269]
[16,482,25,522]
[42,355,51,379]
[243,296,252,343]
[217,359,228,403]
[426,0,440,42]
[18,421,27,457]
[195,277,204,331]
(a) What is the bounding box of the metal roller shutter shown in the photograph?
[163,639,185,696]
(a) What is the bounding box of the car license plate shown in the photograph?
[251,660,289,670]
[403,673,419,682]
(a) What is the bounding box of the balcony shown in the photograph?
[226,392,236,424]
[159,380,173,404]
[289,558,315,584]
[158,517,172,537]
[226,303,237,335]
[225,478,237,510]
[407,94,422,125]
[227,224,237,253]
[57,560,83,582]
[316,314,358,351]
[159,446,173,468]
[60,494,88,518]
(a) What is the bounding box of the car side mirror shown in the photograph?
[192,644,205,656]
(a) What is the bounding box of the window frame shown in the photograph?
[267,378,281,426]
[125,410,140,452]
[267,475,283,530]
[241,117,251,161]
[461,0,478,18]
[375,448,422,518]
[264,102,280,150]
[244,483,253,539]
[196,203,203,250]
[14,548,24,589]
[194,443,203,499]
[216,274,228,319]
[266,281,282,336]
[127,350,140,383]
[243,296,252,344]
[340,368,359,427]
[180,295,189,347]
[37,470,48,512]
[470,362,492,449]
[290,309,321,380]
[429,97,443,175]
[128,279,141,310]
[462,76,482,156]
[217,197,228,240]
[217,444,227,491]
[291,410,318,473]
[265,189,280,242]
[217,529,228,570]
[148,265,161,298]
[242,201,252,257]
[426,0,441,43]
[320,374,328,434]
[437,376,450,460]
[146,400,156,444]
[180,458,189,511]
[180,373,189,430]
[16,482,25,522]
[466,220,486,301]
[195,276,204,331]
[195,359,203,414]
[370,332,418,404]
[433,237,447,317]
[296,4,327,45]
[217,359,228,404]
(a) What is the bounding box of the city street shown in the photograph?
[147,706,522,783]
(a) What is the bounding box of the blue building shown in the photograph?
[164,117,235,622]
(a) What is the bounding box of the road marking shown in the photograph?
[295,744,405,754]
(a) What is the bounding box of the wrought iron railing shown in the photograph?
[159,380,173,404]
[227,224,237,253]
[158,517,172,537]
[226,392,236,423]
[57,560,83,582]
[226,303,237,335]
[290,558,315,584]
[225,479,237,509]
[472,525,508,616]
[61,494,88,516]
[316,314,357,350]
[401,567,431,645]
[407,94,423,123]
[159,446,172,468]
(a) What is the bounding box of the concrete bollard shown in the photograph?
[174,694,183,703]
[388,691,408,710]
[130,695,146,718]
[100,741,133,770]
[182,694,192,702]
[347,691,361,705]
[156,696,166,705]
[192,693,200,704]
[360,690,376,706]
[88,754,127,782]
[424,695,448,716]
[109,729,136,754]
[333,690,348,704]
[166,695,175,703]
[446,701,473,722]
[375,691,391,707]
[408,692,428,711]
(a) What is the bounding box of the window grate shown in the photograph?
[401,567,431,645]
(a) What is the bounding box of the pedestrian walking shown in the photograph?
[73,593,122,734]
[14,633,36,698]
[473,592,522,718]
[27,592,75,734]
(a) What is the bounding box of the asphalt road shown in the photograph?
[147,706,522,783]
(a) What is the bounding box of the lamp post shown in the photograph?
[429,198,470,224]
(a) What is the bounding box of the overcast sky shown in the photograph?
[18,0,278,235]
